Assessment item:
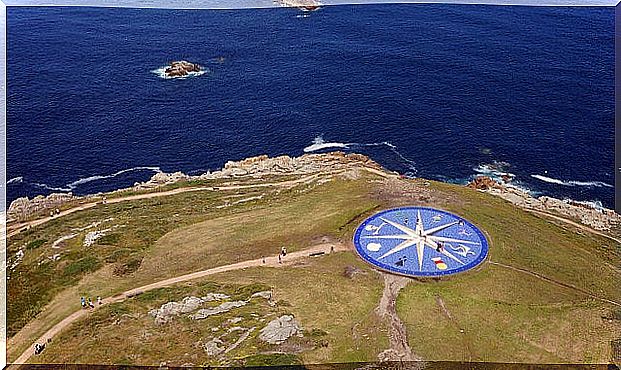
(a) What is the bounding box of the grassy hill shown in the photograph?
[6,160,620,366]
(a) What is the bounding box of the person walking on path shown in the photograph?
[97,296,102,306]
[87,297,94,309]
[80,297,86,309]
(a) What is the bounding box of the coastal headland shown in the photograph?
[6,152,621,367]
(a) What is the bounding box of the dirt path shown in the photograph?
[526,208,621,245]
[6,173,323,238]
[488,261,621,307]
[375,273,421,363]
[6,167,396,239]
[10,242,347,367]
[435,295,474,361]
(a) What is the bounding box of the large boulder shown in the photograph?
[259,315,303,344]
[467,176,501,191]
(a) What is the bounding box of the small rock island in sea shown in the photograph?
[276,0,321,11]
[164,60,202,78]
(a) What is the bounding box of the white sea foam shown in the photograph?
[563,199,605,211]
[304,136,417,175]
[473,162,515,179]
[152,67,207,80]
[531,174,613,188]
[23,166,162,194]
[66,166,162,188]
[303,136,349,152]
[32,182,72,192]
[7,176,23,185]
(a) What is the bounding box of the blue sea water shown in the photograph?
[6,5,615,208]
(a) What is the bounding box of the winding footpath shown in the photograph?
[10,243,348,367]
[6,167,397,239]
[6,173,324,238]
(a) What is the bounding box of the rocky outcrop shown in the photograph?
[276,0,321,11]
[189,301,247,320]
[131,152,382,191]
[258,315,303,344]
[198,152,380,180]
[164,61,202,78]
[467,176,502,191]
[203,338,226,356]
[8,152,383,221]
[251,291,272,300]
[148,295,231,325]
[8,193,77,222]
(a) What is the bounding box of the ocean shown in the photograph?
[6,4,615,208]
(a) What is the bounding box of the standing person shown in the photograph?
[87,297,94,308]
[330,245,334,254]
[97,296,102,306]
[80,296,86,309]
[278,254,282,264]
[436,242,444,253]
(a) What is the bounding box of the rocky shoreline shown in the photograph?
[7,152,620,233]
[467,175,621,231]
[7,152,381,222]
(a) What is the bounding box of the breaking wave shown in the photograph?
[32,182,72,192]
[470,161,538,195]
[303,137,349,152]
[7,176,23,185]
[303,136,417,175]
[66,166,162,188]
[531,174,613,188]
[14,166,162,194]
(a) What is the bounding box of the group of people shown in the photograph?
[49,208,61,217]
[81,296,102,309]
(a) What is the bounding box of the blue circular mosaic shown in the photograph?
[353,207,488,277]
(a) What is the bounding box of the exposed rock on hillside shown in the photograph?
[8,193,77,222]
[131,152,382,191]
[259,315,303,344]
[190,301,248,321]
[148,295,232,325]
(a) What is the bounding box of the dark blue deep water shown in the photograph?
[7,5,615,208]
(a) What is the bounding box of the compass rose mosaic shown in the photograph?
[353,207,488,277]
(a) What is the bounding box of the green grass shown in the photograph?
[241,353,302,366]
[34,280,286,366]
[25,239,47,250]
[7,173,379,361]
[8,172,621,365]
[30,252,387,366]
